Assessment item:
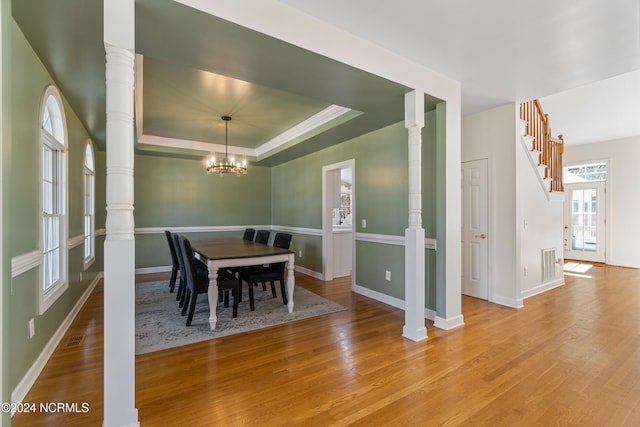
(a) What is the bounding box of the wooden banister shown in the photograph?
[519,100,564,193]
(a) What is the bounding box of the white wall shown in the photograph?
[517,133,565,298]
[462,103,519,307]
[564,136,640,268]
[462,103,566,307]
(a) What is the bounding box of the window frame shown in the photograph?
[564,161,608,184]
[39,85,68,314]
[83,141,95,269]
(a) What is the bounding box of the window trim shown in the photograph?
[39,85,68,314]
[83,140,96,269]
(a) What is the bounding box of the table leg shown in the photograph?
[208,264,219,330]
[287,254,295,313]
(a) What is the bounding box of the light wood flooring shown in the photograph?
[12,263,640,426]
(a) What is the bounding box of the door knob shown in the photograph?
[476,234,487,239]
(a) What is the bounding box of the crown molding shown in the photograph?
[255,105,352,157]
[136,103,353,161]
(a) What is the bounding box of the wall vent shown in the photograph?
[542,248,556,283]
[63,335,85,349]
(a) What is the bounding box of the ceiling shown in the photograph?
[12,0,640,163]
[280,0,640,146]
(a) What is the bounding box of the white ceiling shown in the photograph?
[282,0,640,145]
[13,0,640,153]
[540,70,640,145]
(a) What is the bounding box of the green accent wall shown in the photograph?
[134,154,272,228]
[435,102,447,317]
[2,7,446,400]
[7,20,102,391]
[356,241,406,298]
[2,0,11,419]
[133,153,273,269]
[287,232,322,273]
[271,109,440,309]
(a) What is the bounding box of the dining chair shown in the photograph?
[178,235,242,325]
[227,228,260,281]
[173,233,210,305]
[254,230,270,244]
[164,230,180,294]
[231,229,270,294]
[240,232,293,309]
[173,234,194,308]
[242,228,256,241]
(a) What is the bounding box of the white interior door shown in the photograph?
[564,182,606,263]
[461,159,488,299]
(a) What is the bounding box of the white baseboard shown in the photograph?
[434,314,465,330]
[135,265,172,275]
[354,284,436,321]
[11,273,102,412]
[521,278,565,300]
[491,294,524,309]
[294,265,323,280]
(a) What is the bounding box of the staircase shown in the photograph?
[519,99,564,200]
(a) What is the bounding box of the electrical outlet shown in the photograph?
[362,219,367,228]
[29,318,35,338]
[524,267,527,276]
[298,250,302,258]
[385,270,391,281]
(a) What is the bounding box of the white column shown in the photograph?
[403,91,427,342]
[0,1,6,421]
[103,1,138,426]
[433,99,464,330]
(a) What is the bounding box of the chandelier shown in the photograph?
[205,116,247,176]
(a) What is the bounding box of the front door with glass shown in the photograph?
[563,181,606,263]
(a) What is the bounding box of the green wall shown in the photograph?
[8,20,103,390]
[1,0,445,411]
[133,153,272,268]
[132,108,441,311]
[271,109,440,309]
[2,0,11,422]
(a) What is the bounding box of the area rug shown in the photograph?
[135,280,346,354]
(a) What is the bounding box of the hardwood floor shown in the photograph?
[12,264,640,426]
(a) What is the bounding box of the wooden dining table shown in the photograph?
[191,237,296,330]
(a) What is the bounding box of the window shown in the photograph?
[84,142,95,267]
[40,86,68,313]
[564,162,607,184]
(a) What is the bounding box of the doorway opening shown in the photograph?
[322,159,355,289]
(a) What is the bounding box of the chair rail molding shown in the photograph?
[11,250,41,278]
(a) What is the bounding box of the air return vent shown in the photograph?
[542,248,556,283]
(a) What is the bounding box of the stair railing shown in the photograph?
[519,100,564,193]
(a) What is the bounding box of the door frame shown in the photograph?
[322,159,355,288]
[563,180,607,263]
[562,159,610,265]
[461,158,490,300]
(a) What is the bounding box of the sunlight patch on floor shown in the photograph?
[563,262,593,278]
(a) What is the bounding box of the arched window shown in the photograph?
[84,141,95,267]
[40,85,68,313]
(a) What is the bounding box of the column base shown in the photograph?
[434,314,465,330]
[402,325,428,342]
